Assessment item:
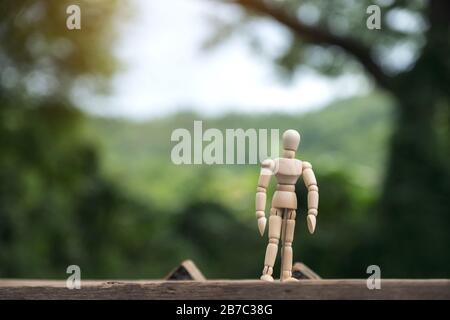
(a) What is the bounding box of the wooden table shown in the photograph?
[0,279,449,299]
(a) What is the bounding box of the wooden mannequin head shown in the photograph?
[282,129,301,158]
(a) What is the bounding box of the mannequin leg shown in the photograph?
[260,208,282,281]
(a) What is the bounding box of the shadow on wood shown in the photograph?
[292,262,321,280]
[165,260,320,281]
[165,260,206,281]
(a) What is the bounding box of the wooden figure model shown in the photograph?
[255,129,319,282]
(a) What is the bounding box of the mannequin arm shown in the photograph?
[302,161,319,234]
[255,159,274,236]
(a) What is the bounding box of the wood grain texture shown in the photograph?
[0,279,449,300]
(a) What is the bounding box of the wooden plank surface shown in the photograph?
[0,279,449,300]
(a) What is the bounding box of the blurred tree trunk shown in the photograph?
[379,1,450,276]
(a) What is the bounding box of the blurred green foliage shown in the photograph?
[78,93,392,278]
[0,0,449,280]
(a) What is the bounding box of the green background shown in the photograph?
[0,0,449,279]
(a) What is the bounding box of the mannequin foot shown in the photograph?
[281,277,298,282]
[260,274,274,282]
[280,271,298,282]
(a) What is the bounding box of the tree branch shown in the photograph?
[231,0,392,91]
